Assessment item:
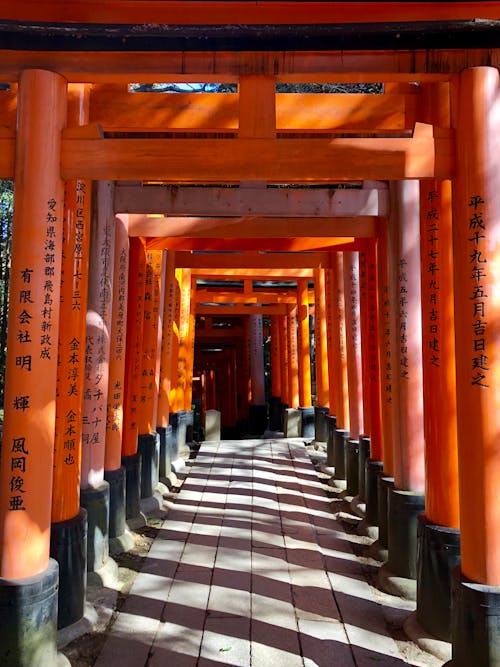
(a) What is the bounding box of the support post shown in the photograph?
[248,313,267,434]
[287,304,300,410]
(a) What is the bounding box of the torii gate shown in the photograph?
[0,5,500,665]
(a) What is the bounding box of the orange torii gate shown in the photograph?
[0,7,500,665]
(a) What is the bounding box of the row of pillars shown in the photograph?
[1,66,500,666]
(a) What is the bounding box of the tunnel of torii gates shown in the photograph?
[4,12,500,667]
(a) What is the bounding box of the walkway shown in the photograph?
[94,439,437,666]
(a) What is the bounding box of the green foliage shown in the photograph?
[0,179,13,409]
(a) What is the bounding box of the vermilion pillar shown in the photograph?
[287,304,299,409]
[449,67,500,665]
[248,314,267,435]
[314,268,329,408]
[331,253,349,431]
[0,69,66,665]
[343,252,364,440]
[381,180,425,591]
[297,278,312,408]
[278,314,289,408]
[269,315,283,430]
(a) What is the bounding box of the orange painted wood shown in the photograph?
[194,290,298,305]
[3,3,498,25]
[359,240,383,461]
[278,314,289,406]
[392,180,425,493]
[127,215,377,238]
[239,75,276,139]
[176,252,330,269]
[52,83,91,523]
[343,252,364,439]
[84,90,412,132]
[297,279,312,407]
[168,268,182,412]
[0,69,66,579]
[453,67,500,585]
[52,178,91,523]
[105,214,129,471]
[332,253,350,431]
[157,251,176,428]
[314,268,329,408]
[122,238,146,456]
[81,181,115,489]
[138,249,163,434]
[270,316,282,399]
[146,237,356,252]
[249,314,265,405]
[191,268,315,279]
[324,267,336,417]
[61,134,454,182]
[287,305,300,409]
[376,219,394,476]
[184,276,196,411]
[419,180,459,528]
[196,305,287,316]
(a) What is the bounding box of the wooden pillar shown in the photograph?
[0,69,66,577]
[287,304,300,409]
[122,238,146,457]
[184,274,196,412]
[314,268,329,408]
[249,313,265,404]
[157,251,176,428]
[170,268,183,413]
[328,254,349,430]
[297,278,312,407]
[343,252,364,439]
[104,215,129,473]
[0,69,66,665]
[278,314,289,406]
[270,315,282,399]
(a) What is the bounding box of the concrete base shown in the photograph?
[345,438,359,496]
[185,409,194,446]
[387,488,425,580]
[333,428,348,480]
[404,611,452,663]
[80,481,110,573]
[138,432,160,499]
[349,494,366,518]
[205,409,221,441]
[104,466,126,540]
[299,406,315,438]
[169,410,187,460]
[356,518,379,540]
[377,474,394,549]
[86,556,119,589]
[122,452,142,523]
[357,436,370,502]
[0,558,59,667]
[109,529,135,557]
[446,568,500,666]
[313,405,329,443]
[417,515,460,641]
[365,459,384,526]
[248,404,268,435]
[326,415,337,467]
[57,602,99,648]
[50,509,87,629]
[377,563,417,600]
[269,396,282,432]
[157,425,173,482]
[284,408,301,438]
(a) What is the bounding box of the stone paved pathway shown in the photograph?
[94,438,435,666]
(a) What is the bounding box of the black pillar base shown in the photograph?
[417,515,460,641]
[138,432,160,499]
[269,396,282,431]
[333,429,349,480]
[157,425,173,482]
[314,405,329,443]
[50,509,87,630]
[377,474,394,549]
[299,406,315,438]
[279,403,288,431]
[365,459,384,526]
[358,436,371,503]
[248,404,268,435]
[169,410,187,458]
[80,481,110,573]
[0,559,59,667]
[387,488,425,579]
[447,568,500,666]
[185,410,195,447]
[104,466,126,539]
[121,452,142,521]
[326,415,337,467]
[345,438,360,496]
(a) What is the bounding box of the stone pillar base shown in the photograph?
[157,425,173,483]
[80,481,110,573]
[248,404,268,436]
[446,568,500,666]
[269,396,282,431]
[365,459,384,526]
[185,410,195,447]
[417,515,460,641]
[314,405,329,443]
[104,466,126,540]
[138,432,160,499]
[357,436,370,502]
[333,428,349,480]
[299,406,314,438]
[284,408,301,438]
[368,474,394,561]
[121,453,145,529]
[345,437,359,496]
[0,559,59,667]
[169,410,187,460]
[326,415,337,468]
[50,509,87,629]
[205,410,221,442]
[387,488,425,579]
